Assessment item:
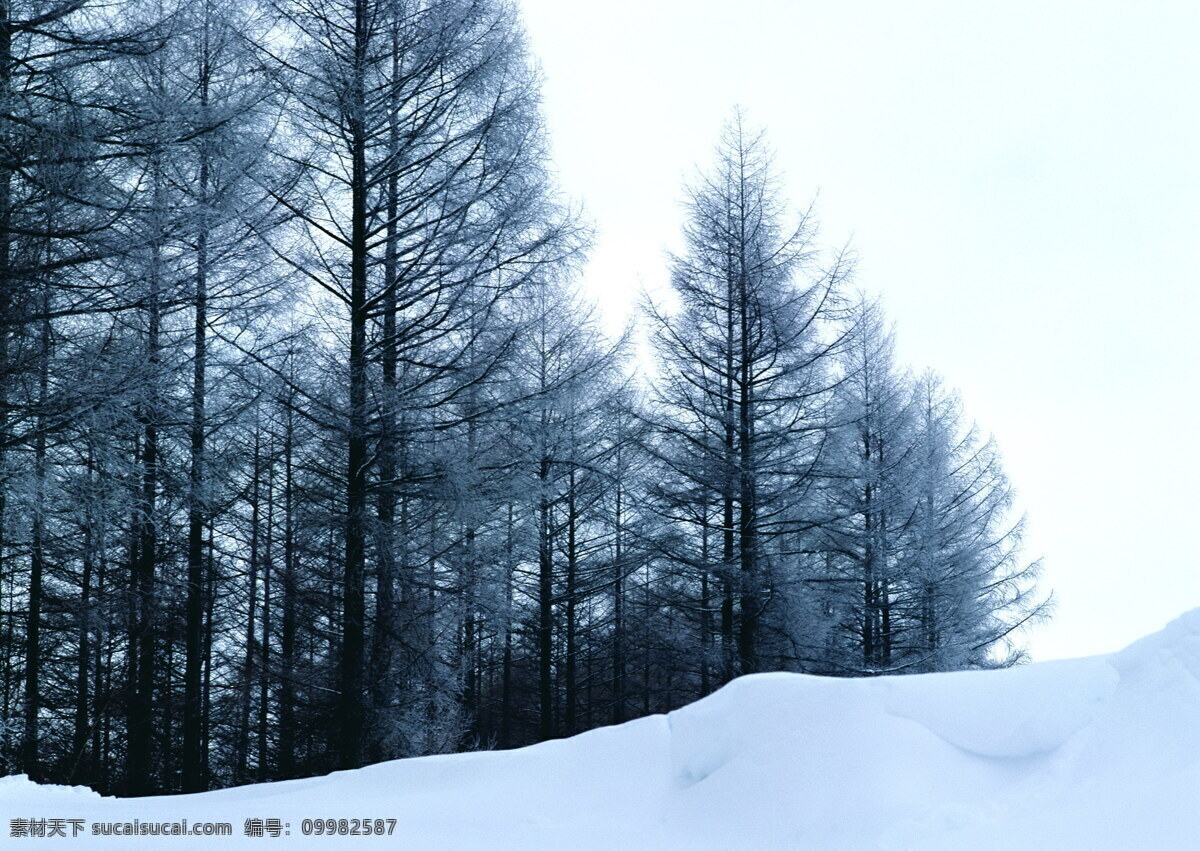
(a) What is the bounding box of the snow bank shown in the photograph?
[5,609,1200,848]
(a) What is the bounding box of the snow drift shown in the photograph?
[5,609,1200,848]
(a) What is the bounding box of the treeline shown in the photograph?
[0,0,1047,794]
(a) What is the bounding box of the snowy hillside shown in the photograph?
[6,610,1199,849]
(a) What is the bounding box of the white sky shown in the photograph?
[518,0,1200,661]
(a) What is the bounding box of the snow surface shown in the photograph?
[5,609,1200,848]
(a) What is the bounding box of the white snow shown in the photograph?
[5,609,1200,848]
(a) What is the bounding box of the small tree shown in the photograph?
[902,373,1049,669]
[817,299,919,673]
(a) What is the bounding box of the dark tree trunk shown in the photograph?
[279,403,297,778]
[71,445,98,782]
[127,216,162,795]
[0,3,12,753]
[700,504,712,697]
[183,150,210,793]
[736,259,758,676]
[22,302,50,778]
[367,22,401,762]
[258,459,273,781]
[235,430,261,783]
[537,461,554,740]
[500,501,515,747]
[338,0,370,772]
[564,470,578,734]
[722,262,737,682]
[612,472,625,724]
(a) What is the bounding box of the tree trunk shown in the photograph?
[338,0,370,772]
[258,457,273,781]
[22,299,50,778]
[183,137,210,794]
[612,470,625,724]
[537,473,554,740]
[235,429,261,783]
[500,501,515,746]
[564,470,578,734]
[127,199,162,794]
[279,401,297,778]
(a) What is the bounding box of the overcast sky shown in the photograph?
[517,0,1200,662]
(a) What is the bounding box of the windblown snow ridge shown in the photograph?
[5,609,1200,849]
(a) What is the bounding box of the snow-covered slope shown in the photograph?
[6,609,1200,848]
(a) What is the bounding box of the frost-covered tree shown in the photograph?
[0,5,1051,797]
[266,0,580,768]
[643,111,850,682]
[900,373,1049,669]
[813,301,1048,672]
[815,299,920,673]
[502,275,628,740]
[0,0,167,783]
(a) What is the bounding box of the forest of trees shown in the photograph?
[0,0,1047,794]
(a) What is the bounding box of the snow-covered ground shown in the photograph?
[5,609,1199,848]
